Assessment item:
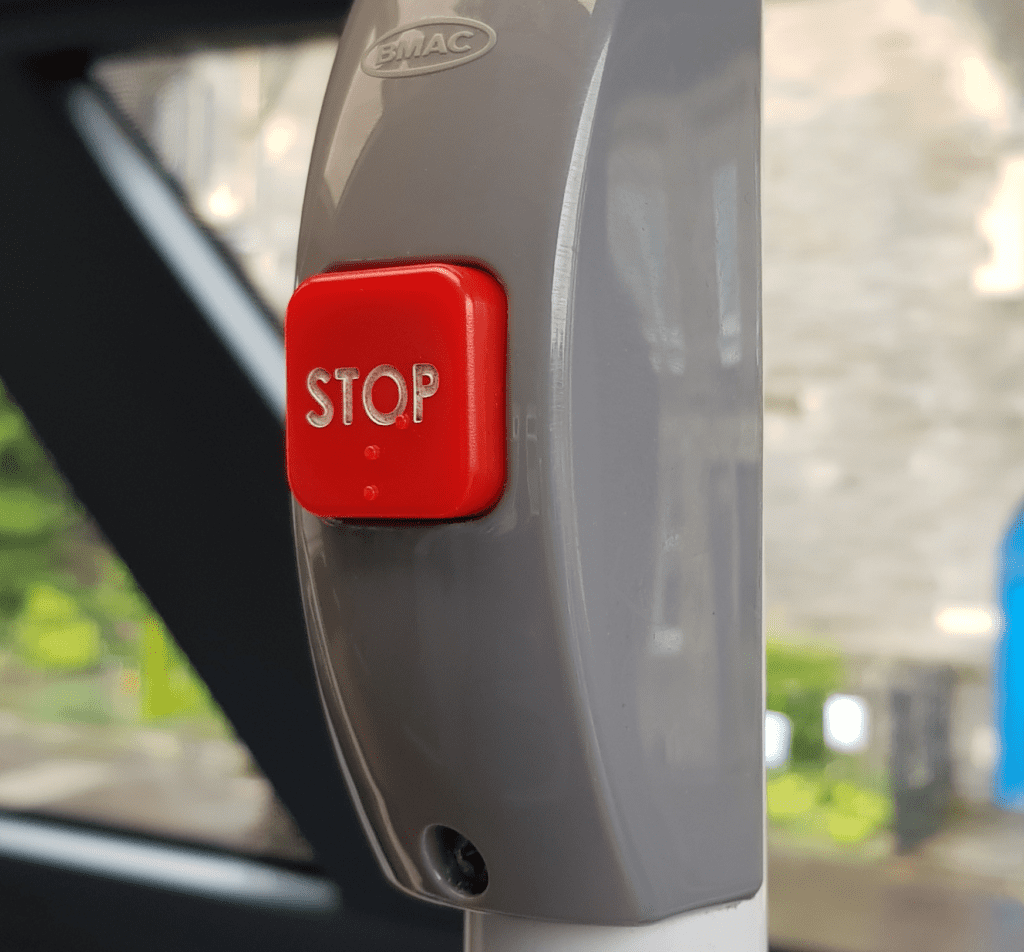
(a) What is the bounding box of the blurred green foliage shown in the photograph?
[16,584,102,670]
[766,640,892,845]
[140,616,217,721]
[0,383,224,730]
[767,641,843,765]
[767,770,891,844]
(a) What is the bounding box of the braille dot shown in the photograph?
[363,485,379,501]
[364,445,381,460]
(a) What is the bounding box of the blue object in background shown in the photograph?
[997,505,1024,809]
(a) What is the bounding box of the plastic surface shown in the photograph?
[464,884,766,951]
[286,264,507,519]
[293,0,762,926]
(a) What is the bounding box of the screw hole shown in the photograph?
[424,825,489,897]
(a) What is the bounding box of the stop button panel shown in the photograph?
[285,263,507,520]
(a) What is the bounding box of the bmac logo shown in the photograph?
[362,17,497,78]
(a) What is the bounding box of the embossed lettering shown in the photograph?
[376,40,398,64]
[422,32,448,56]
[395,32,424,61]
[334,368,360,425]
[412,363,439,423]
[362,18,496,78]
[447,30,474,52]
[306,368,333,428]
[363,364,408,426]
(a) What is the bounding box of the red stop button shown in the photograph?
[285,263,507,520]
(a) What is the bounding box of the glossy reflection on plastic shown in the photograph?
[293,0,762,926]
[285,263,507,520]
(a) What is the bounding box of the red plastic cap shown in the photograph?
[286,263,507,520]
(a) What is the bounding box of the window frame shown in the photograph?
[0,1,461,947]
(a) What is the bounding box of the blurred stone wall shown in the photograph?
[764,0,1024,674]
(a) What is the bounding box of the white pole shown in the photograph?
[464,885,766,952]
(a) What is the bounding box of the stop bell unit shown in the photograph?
[286,0,762,926]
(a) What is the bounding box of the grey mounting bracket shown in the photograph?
[290,0,763,931]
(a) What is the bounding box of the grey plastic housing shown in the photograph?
[292,0,762,926]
